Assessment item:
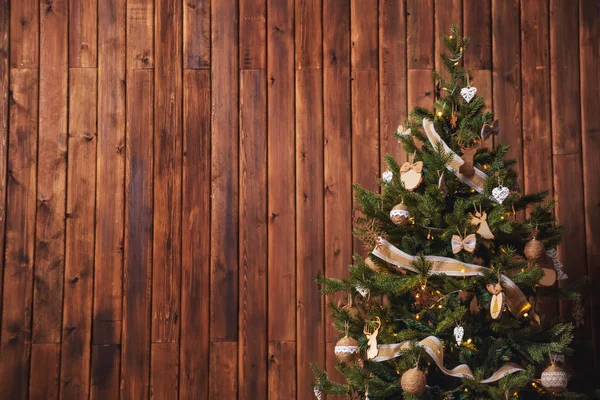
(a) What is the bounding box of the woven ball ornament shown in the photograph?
[390,203,411,226]
[524,238,545,261]
[400,368,427,395]
[540,364,568,392]
[334,336,360,363]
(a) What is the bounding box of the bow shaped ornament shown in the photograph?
[400,161,423,191]
[470,210,494,239]
[487,283,504,320]
[451,233,477,254]
[481,119,500,140]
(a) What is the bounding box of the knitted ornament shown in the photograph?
[400,368,427,395]
[540,364,568,392]
[334,336,360,363]
[390,203,411,225]
[525,238,545,261]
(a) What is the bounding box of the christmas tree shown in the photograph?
[313,26,584,400]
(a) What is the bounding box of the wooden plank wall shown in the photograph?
[0,0,598,398]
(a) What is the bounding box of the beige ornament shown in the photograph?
[525,238,545,261]
[334,336,360,363]
[540,364,568,392]
[400,161,423,191]
[400,368,427,395]
[365,257,383,273]
[539,267,557,287]
[451,233,477,254]
[364,317,381,360]
[486,283,504,320]
[470,208,494,239]
[390,203,411,225]
[342,295,360,319]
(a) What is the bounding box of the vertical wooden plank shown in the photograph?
[122,69,153,400]
[184,0,210,69]
[29,344,60,400]
[267,342,296,400]
[407,0,434,111]
[127,0,154,68]
[69,0,97,67]
[150,343,179,399]
[10,0,38,68]
[521,0,556,321]
[521,1,552,198]
[550,0,588,325]
[152,0,182,344]
[240,0,266,69]
[324,0,351,385]
[267,0,295,343]
[295,1,324,397]
[296,69,324,400]
[463,0,491,69]
[434,0,461,75]
[90,344,120,399]
[209,342,237,399]
[0,69,38,400]
[60,68,96,400]
[93,0,125,347]
[351,0,379,254]
[407,0,434,70]
[33,0,68,345]
[0,0,9,353]
[239,70,268,400]
[210,0,238,342]
[580,0,600,369]
[180,70,210,399]
[492,0,522,184]
[379,0,407,165]
[267,1,297,394]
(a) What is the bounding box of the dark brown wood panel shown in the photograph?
[0,68,38,400]
[0,1,598,398]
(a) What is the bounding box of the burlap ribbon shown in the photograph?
[400,161,424,174]
[372,237,531,317]
[372,336,524,383]
[422,119,490,196]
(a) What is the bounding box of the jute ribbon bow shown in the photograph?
[400,160,423,174]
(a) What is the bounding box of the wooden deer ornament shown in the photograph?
[364,317,381,360]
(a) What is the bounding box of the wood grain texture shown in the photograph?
[150,343,179,399]
[209,342,237,399]
[0,0,8,347]
[210,0,239,342]
[69,0,97,67]
[296,67,325,400]
[240,0,266,69]
[29,344,60,400]
[122,69,153,400]
[580,0,600,368]
[267,0,295,343]
[184,0,210,69]
[295,0,322,69]
[33,0,67,346]
[492,0,522,184]
[324,0,351,384]
[61,67,96,400]
[407,0,434,69]
[90,344,120,399]
[152,0,182,344]
[463,0,491,69]
[239,69,268,400]
[10,0,38,68]
[94,0,125,348]
[379,0,407,165]
[268,341,296,400]
[180,69,211,399]
[0,68,38,400]
[127,0,154,68]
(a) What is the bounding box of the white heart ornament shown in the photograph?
[356,283,369,298]
[491,186,509,204]
[460,86,477,103]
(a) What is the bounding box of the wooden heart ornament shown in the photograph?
[491,186,509,204]
[400,161,423,191]
[486,283,504,320]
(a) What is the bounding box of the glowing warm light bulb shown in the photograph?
[437,111,443,117]
[523,313,529,318]
[466,338,472,344]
